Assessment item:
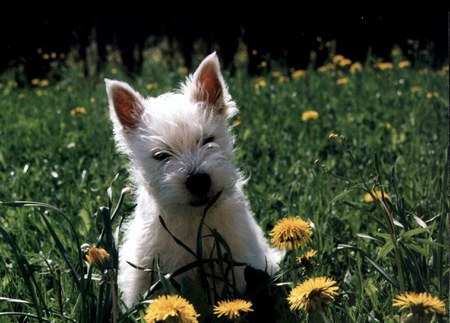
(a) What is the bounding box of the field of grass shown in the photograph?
[0,45,448,322]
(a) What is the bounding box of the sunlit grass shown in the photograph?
[0,47,447,322]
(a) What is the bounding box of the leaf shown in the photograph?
[401,227,429,239]
[377,241,394,260]
[330,186,360,204]
[364,256,400,289]
[181,277,212,320]
[356,233,380,242]
[0,200,62,213]
[413,215,428,229]
[0,297,31,304]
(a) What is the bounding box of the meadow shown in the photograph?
[0,45,448,322]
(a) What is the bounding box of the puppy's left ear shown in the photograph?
[189,52,236,117]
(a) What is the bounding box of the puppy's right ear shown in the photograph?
[105,79,144,130]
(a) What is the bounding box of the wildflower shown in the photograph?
[31,78,40,86]
[271,70,282,78]
[398,60,411,69]
[291,69,306,79]
[297,249,318,263]
[410,86,422,93]
[177,66,188,76]
[350,62,363,73]
[50,52,57,59]
[363,190,391,202]
[254,78,266,90]
[328,133,339,140]
[317,64,334,73]
[375,62,394,70]
[39,79,49,87]
[260,61,267,68]
[442,65,449,73]
[7,80,18,87]
[71,106,87,117]
[426,92,439,99]
[393,292,445,317]
[333,55,345,64]
[85,244,111,270]
[36,90,43,97]
[336,77,349,85]
[42,53,50,60]
[18,93,26,99]
[90,97,96,104]
[146,82,158,90]
[111,68,118,75]
[270,217,312,250]
[213,299,254,320]
[145,295,199,323]
[302,110,319,121]
[339,58,352,67]
[232,119,241,127]
[150,52,162,63]
[288,277,339,313]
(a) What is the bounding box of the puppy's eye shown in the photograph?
[202,136,215,146]
[153,152,171,161]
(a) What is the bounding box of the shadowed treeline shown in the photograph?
[1,9,447,81]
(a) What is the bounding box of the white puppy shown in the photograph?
[106,53,283,307]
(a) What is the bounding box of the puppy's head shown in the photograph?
[106,53,239,214]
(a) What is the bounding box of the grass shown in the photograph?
[0,45,448,322]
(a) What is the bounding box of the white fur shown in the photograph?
[106,53,283,307]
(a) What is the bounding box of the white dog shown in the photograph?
[106,53,283,307]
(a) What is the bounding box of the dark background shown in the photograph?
[1,8,447,81]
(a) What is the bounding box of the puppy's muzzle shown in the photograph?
[186,173,211,206]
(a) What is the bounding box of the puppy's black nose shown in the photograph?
[186,173,211,197]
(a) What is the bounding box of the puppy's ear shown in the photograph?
[189,52,235,117]
[105,79,144,130]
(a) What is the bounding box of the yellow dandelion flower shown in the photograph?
[251,49,258,55]
[393,292,445,315]
[71,106,87,117]
[317,64,334,73]
[42,53,50,60]
[398,60,411,69]
[297,249,318,263]
[7,80,18,87]
[177,66,188,76]
[254,78,266,90]
[288,277,339,313]
[364,190,391,203]
[270,217,312,250]
[426,92,439,99]
[145,295,199,323]
[259,61,267,68]
[339,58,352,67]
[31,78,40,86]
[333,55,345,64]
[291,69,306,79]
[302,110,319,122]
[111,68,118,75]
[328,133,339,140]
[271,70,282,78]
[39,79,49,87]
[146,82,158,90]
[410,86,422,93]
[336,77,349,85]
[150,52,162,63]
[375,62,394,70]
[36,90,43,97]
[85,244,111,270]
[50,52,57,59]
[213,299,254,320]
[350,62,363,73]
